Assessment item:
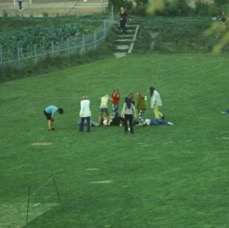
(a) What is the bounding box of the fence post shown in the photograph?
[67,38,70,57]
[0,51,3,78]
[52,41,54,57]
[103,20,107,37]
[111,4,114,21]
[34,44,38,63]
[17,47,21,68]
[0,51,2,66]
[94,31,97,50]
[82,34,85,54]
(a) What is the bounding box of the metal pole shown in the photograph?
[26,185,31,225]
[50,169,61,203]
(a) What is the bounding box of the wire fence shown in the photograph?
[0,5,114,71]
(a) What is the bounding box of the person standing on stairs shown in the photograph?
[18,0,23,11]
[120,7,129,35]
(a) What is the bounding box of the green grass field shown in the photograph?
[0,53,229,227]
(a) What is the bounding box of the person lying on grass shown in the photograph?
[221,108,229,114]
[142,118,173,126]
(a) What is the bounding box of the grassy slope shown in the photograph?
[134,17,229,54]
[0,53,229,227]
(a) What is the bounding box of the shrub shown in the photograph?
[155,0,193,17]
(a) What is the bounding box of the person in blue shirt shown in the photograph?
[44,105,64,131]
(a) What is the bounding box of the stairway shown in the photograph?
[113,24,140,58]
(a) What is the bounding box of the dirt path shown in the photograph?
[0,0,109,16]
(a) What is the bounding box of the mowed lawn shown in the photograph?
[0,53,228,227]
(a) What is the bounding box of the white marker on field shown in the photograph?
[90,180,112,184]
[86,168,99,171]
[32,142,52,146]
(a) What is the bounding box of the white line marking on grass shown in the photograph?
[86,168,99,171]
[33,203,41,207]
[32,142,52,146]
[222,137,229,140]
[163,141,173,144]
[90,180,113,184]
[137,143,152,147]
[216,137,229,140]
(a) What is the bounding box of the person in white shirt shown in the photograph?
[79,96,92,132]
[149,86,164,119]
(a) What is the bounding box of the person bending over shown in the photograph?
[44,105,64,131]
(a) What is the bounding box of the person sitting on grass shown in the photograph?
[103,115,124,126]
[44,105,64,131]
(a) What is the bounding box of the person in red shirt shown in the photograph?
[111,89,120,117]
[120,7,129,35]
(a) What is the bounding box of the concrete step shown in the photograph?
[118,34,133,38]
[113,52,127,58]
[115,39,133,43]
[113,24,139,58]
[114,44,129,50]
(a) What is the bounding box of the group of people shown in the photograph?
[43,86,174,133]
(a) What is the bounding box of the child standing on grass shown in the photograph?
[121,97,137,134]
[136,91,147,126]
[98,95,113,126]
[111,89,120,117]
[79,96,91,133]
[44,105,64,131]
[149,86,164,119]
